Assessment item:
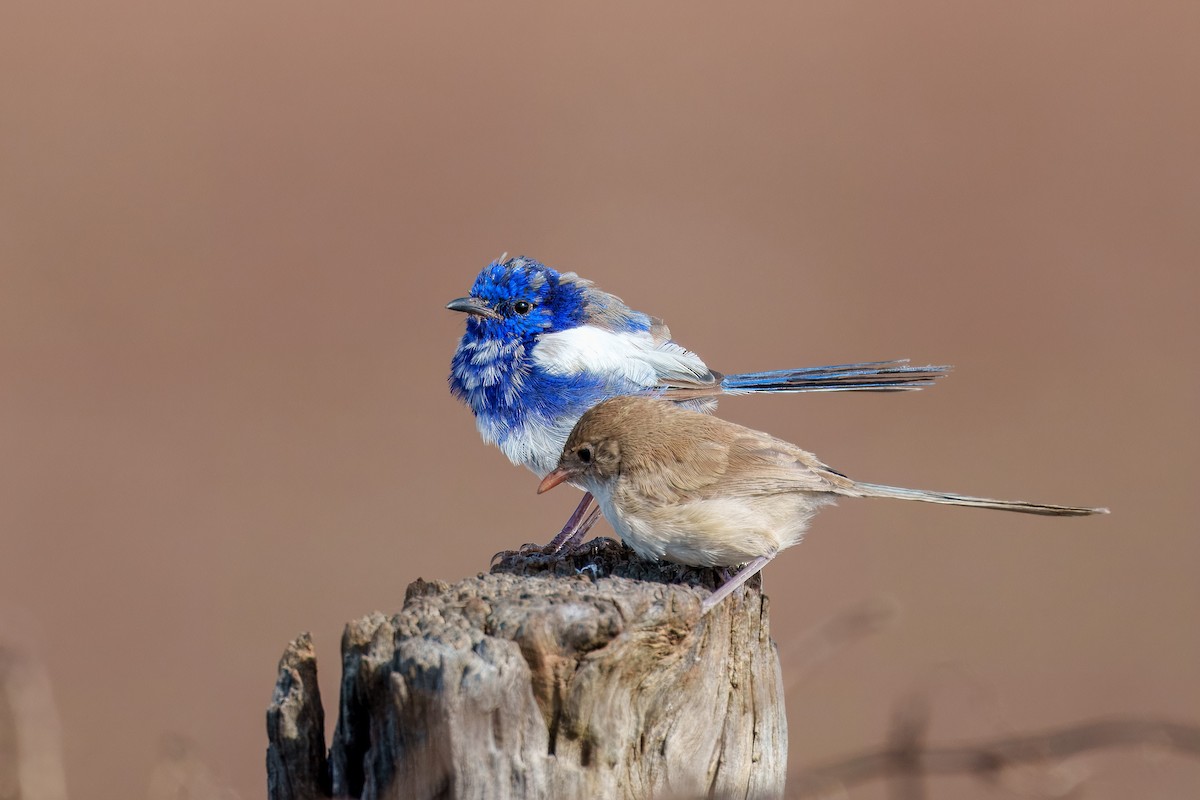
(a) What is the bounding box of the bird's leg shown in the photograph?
[490,493,601,566]
[559,504,602,552]
[541,492,596,554]
[700,555,774,615]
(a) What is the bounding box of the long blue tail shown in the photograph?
[719,360,950,393]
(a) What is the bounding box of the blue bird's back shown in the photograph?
[448,256,947,479]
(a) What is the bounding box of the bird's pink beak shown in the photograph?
[537,468,574,494]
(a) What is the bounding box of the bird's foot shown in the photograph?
[488,541,560,566]
[489,503,603,566]
[491,534,623,577]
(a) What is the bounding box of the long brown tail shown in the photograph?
[853,482,1108,516]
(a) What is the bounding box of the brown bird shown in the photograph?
[538,396,1108,614]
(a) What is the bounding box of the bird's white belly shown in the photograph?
[478,413,580,478]
[597,489,827,568]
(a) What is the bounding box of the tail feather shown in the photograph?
[854,482,1108,516]
[720,360,950,394]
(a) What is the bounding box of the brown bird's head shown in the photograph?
[538,402,626,494]
[537,396,690,494]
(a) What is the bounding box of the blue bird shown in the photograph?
[448,255,948,552]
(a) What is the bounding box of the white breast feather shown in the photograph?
[486,413,579,478]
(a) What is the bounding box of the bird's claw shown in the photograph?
[490,543,552,566]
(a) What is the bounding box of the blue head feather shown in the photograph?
[460,257,590,344]
[448,256,654,456]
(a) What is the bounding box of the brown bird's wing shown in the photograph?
[692,430,858,499]
[624,435,734,504]
[623,412,854,504]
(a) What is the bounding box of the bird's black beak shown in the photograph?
[446,296,501,320]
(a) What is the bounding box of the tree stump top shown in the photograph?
[269,538,787,800]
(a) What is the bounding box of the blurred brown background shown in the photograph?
[2,2,1197,797]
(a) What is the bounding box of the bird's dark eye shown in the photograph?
[513,300,533,315]
[577,445,592,464]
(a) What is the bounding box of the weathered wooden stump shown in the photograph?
[267,538,787,800]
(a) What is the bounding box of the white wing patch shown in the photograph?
[532,325,714,389]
